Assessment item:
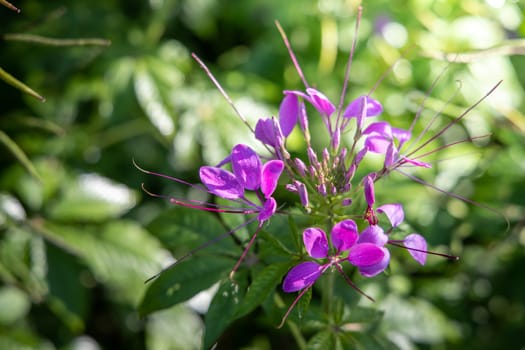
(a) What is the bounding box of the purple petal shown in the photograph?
[282,261,323,293]
[364,135,391,154]
[363,121,392,138]
[258,197,277,222]
[298,100,309,131]
[348,243,385,267]
[403,233,427,265]
[231,144,262,191]
[255,118,282,147]
[199,166,244,200]
[401,156,432,168]
[306,88,335,116]
[384,142,397,168]
[358,225,388,246]
[279,93,299,137]
[295,181,309,208]
[392,127,411,148]
[343,95,383,118]
[331,220,358,252]
[363,174,375,207]
[260,160,284,198]
[303,227,329,259]
[358,248,390,277]
[377,203,404,227]
[353,146,368,168]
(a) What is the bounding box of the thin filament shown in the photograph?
[275,20,309,90]
[335,5,362,129]
[191,53,255,134]
[229,223,263,280]
[277,286,312,329]
[388,241,459,260]
[145,217,258,283]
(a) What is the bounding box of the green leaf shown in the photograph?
[0,286,30,325]
[39,220,164,305]
[47,173,137,222]
[203,272,248,349]
[285,287,312,327]
[306,330,334,350]
[45,242,89,332]
[345,332,402,350]
[146,305,203,350]
[139,255,234,316]
[147,206,238,258]
[134,62,176,137]
[235,261,292,319]
[381,295,461,344]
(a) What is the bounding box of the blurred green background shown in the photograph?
[1,0,524,349]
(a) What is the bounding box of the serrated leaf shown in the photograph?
[203,272,248,349]
[235,261,292,319]
[306,330,334,350]
[139,255,234,316]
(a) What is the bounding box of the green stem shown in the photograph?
[322,268,335,323]
[321,201,336,324]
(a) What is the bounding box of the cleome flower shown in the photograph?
[199,143,285,278]
[282,219,385,293]
[140,143,284,282]
[199,143,284,223]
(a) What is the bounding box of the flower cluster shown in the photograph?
[139,14,482,328]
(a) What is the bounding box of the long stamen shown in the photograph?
[335,5,362,129]
[145,217,259,283]
[367,44,417,97]
[277,286,312,329]
[395,168,510,231]
[133,158,197,188]
[275,20,309,89]
[334,264,375,302]
[404,80,463,156]
[191,53,255,134]
[229,223,264,280]
[141,184,257,214]
[388,241,459,260]
[407,80,502,157]
[407,62,451,136]
[407,134,491,162]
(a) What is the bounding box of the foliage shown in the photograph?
[1,0,524,349]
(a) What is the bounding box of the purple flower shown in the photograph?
[199,144,284,278]
[282,220,385,293]
[357,181,430,275]
[199,144,284,223]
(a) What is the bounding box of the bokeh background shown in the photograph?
[1,0,524,349]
